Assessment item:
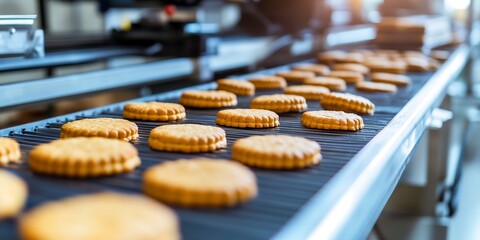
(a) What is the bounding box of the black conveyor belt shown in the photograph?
[0,63,435,239]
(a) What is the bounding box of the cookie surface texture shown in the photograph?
[276,70,315,82]
[232,135,321,169]
[0,137,21,166]
[216,109,279,128]
[60,118,139,141]
[370,72,411,86]
[123,102,186,121]
[356,81,398,93]
[301,110,364,131]
[28,137,141,177]
[250,94,307,113]
[217,79,255,96]
[327,70,364,84]
[292,64,330,76]
[303,77,347,91]
[144,158,257,208]
[284,85,330,100]
[247,76,287,90]
[321,92,375,115]
[179,90,237,108]
[332,63,369,75]
[0,170,27,219]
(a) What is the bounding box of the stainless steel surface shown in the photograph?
[274,45,470,240]
[0,15,44,58]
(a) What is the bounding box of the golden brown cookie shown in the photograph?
[321,92,375,115]
[144,158,257,208]
[179,90,237,108]
[19,192,179,240]
[302,110,364,131]
[0,170,27,219]
[0,137,21,166]
[317,51,346,65]
[356,81,398,93]
[247,76,287,90]
[216,109,279,128]
[60,118,139,141]
[276,70,315,83]
[284,85,330,100]
[250,94,307,113]
[292,63,330,76]
[149,124,226,153]
[327,70,364,84]
[232,135,321,169]
[303,77,347,91]
[28,137,141,178]
[123,102,186,121]
[366,60,407,74]
[370,72,411,86]
[217,79,255,96]
[335,53,364,64]
[332,63,369,75]
[404,57,430,72]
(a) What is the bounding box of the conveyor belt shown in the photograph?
[0,63,436,239]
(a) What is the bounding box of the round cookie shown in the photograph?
[335,53,365,64]
[317,51,346,65]
[0,170,27,219]
[217,79,255,96]
[144,158,257,208]
[303,77,347,91]
[332,63,369,75]
[123,102,186,121]
[250,94,307,113]
[149,124,226,153]
[19,192,179,240]
[28,137,141,178]
[321,92,375,115]
[216,109,279,128]
[302,110,364,131]
[284,85,330,100]
[276,70,315,83]
[232,135,321,169]
[292,64,330,76]
[248,76,287,90]
[356,81,397,93]
[327,70,364,84]
[0,137,21,166]
[370,72,411,86]
[60,118,138,141]
[366,60,407,74]
[179,90,237,108]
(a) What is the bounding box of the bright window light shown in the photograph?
[445,0,471,10]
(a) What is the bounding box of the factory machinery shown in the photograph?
[0,0,477,239]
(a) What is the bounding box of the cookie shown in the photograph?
[149,124,226,153]
[216,109,279,128]
[301,110,364,131]
[61,118,138,141]
[335,53,364,64]
[123,102,186,121]
[0,170,27,219]
[366,60,407,74]
[0,137,21,166]
[404,57,430,72]
[371,72,411,86]
[250,94,307,113]
[232,135,321,169]
[317,51,346,65]
[248,76,287,90]
[303,77,347,91]
[276,70,315,83]
[284,85,330,100]
[217,79,255,96]
[356,81,398,93]
[179,90,237,108]
[19,192,179,240]
[327,70,364,84]
[292,63,330,76]
[332,63,369,75]
[321,92,375,115]
[28,137,141,177]
[431,50,449,61]
[144,158,257,208]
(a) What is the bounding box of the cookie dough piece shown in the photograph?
[217,79,255,96]
[29,137,141,178]
[232,135,321,169]
[284,85,330,100]
[19,192,180,240]
[276,70,315,83]
[123,102,186,121]
[332,63,369,75]
[370,72,411,86]
[60,118,139,141]
[149,124,226,153]
[292,64,330,76]
[250,94,307,113]
[321,92,375,115]
[303,77,347,91]
[302,110,364,131]
[247,76,287,90]
[0,137,21,166]
[356,81,398,93]
[327,71,364,84]
[144,158,257,208]
[216,109,279,128]
[0,170,27,219]
[179,90,237,108]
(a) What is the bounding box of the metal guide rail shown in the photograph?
[0,45,468,240]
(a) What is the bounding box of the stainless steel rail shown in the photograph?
[274,45,470,240]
